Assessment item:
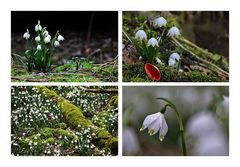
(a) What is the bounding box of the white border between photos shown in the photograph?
[1,1,240,167]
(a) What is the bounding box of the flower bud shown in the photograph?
[54,40,60,47]
[37,45,42,50]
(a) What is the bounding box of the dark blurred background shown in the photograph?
[11,11,118,36]
[11,11,118,64]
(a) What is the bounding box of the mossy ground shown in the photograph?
[11,62,118,82]
[123,63,224,82]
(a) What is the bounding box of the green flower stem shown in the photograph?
[157,97,187,156]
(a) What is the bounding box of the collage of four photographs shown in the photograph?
[11,11,229,156]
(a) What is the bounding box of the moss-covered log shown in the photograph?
[36,86,118,154]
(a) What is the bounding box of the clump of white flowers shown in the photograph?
[22,20,64,72]
[11,86,118,156]
[168,52,181,70]
[129,16,182,67]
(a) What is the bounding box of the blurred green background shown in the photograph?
[123,86,229,156]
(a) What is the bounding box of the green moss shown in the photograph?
[56,123,67,129]
[123,63,223,82]
[100,137,118,155]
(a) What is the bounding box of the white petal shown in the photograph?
[147,117,161,136]
[159,114,168,141]
[140,112,160,131]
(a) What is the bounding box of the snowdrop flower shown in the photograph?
[35,21,42,32]
[43,31,49,37]
[169,53,180,61]
[153,17,167,27]
[148,38,159,47]
[37,45,42,50]
[168,58,176,67]
[156,57,162,64]
[140,112,168,141]
[167,26,180,37]
[23,30,30,39]
[139,56,142,60]
[35,36,41,42]
[135,30,147,40]
[44,36,51,43]
[54,40,60,47]
[57,35,64,41]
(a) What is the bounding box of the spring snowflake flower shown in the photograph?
[44,36,51,43]
[37,45,42,50]
[140,112,168,141]
[148,38,159,47]
[54,40,60,47]
[35,36,41,42]
[35,21,42,32]
[23,31,30,39]
[153,17,167,27]
[169,53,180,61]
[167,26,180,37]
[135,30,147,40]
[57,35,64,41]
[168,58,176,66]
[43,31,49,36]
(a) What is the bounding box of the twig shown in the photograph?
[11,77,48,82]
[83,88,118,94]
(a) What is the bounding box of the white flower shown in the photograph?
[35,36,41,42]
[167,26,180,37]
[148,38,159,47]
[43,31,49,36]
[47,35,51,40]
[135,30,147,40]
[153,17,167,27]
[140,112,168,141]
[169,53,180,61]
[168,58,176,66]
[139,56,142,60]
[23,31,30,39]
[35,21,42,32]
[57,35,64,41]
[54,40,60,47]
[156,57,162,64]
[37,45,42,50]
[44,36,51,43]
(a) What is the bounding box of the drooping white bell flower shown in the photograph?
[37,45,42,50]
[44,36,51,43]
[148,37,159,47]
[140,112,168,141]
[23,31,30,39]
[57,35,64,41]
[43,31,49,37]
[135,30,147,40]
[35,21,42,32]
[35,36,41,42]
[153,17,167,27]
[139,56,142,60]
[54,40,60,47]
[168,58,176,67]
[169,53,180,61]
[156,57,162,64]
[167,26,180,37]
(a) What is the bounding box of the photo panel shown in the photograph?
[122,11,229,82]
[11,86,118,156]
[11,11,118,82]
[123,86,229,156]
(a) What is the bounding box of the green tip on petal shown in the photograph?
[159,134,164,142]
[140,125,145,131]
[149,129,155,135]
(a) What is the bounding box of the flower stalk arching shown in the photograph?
[156,97,187,156]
